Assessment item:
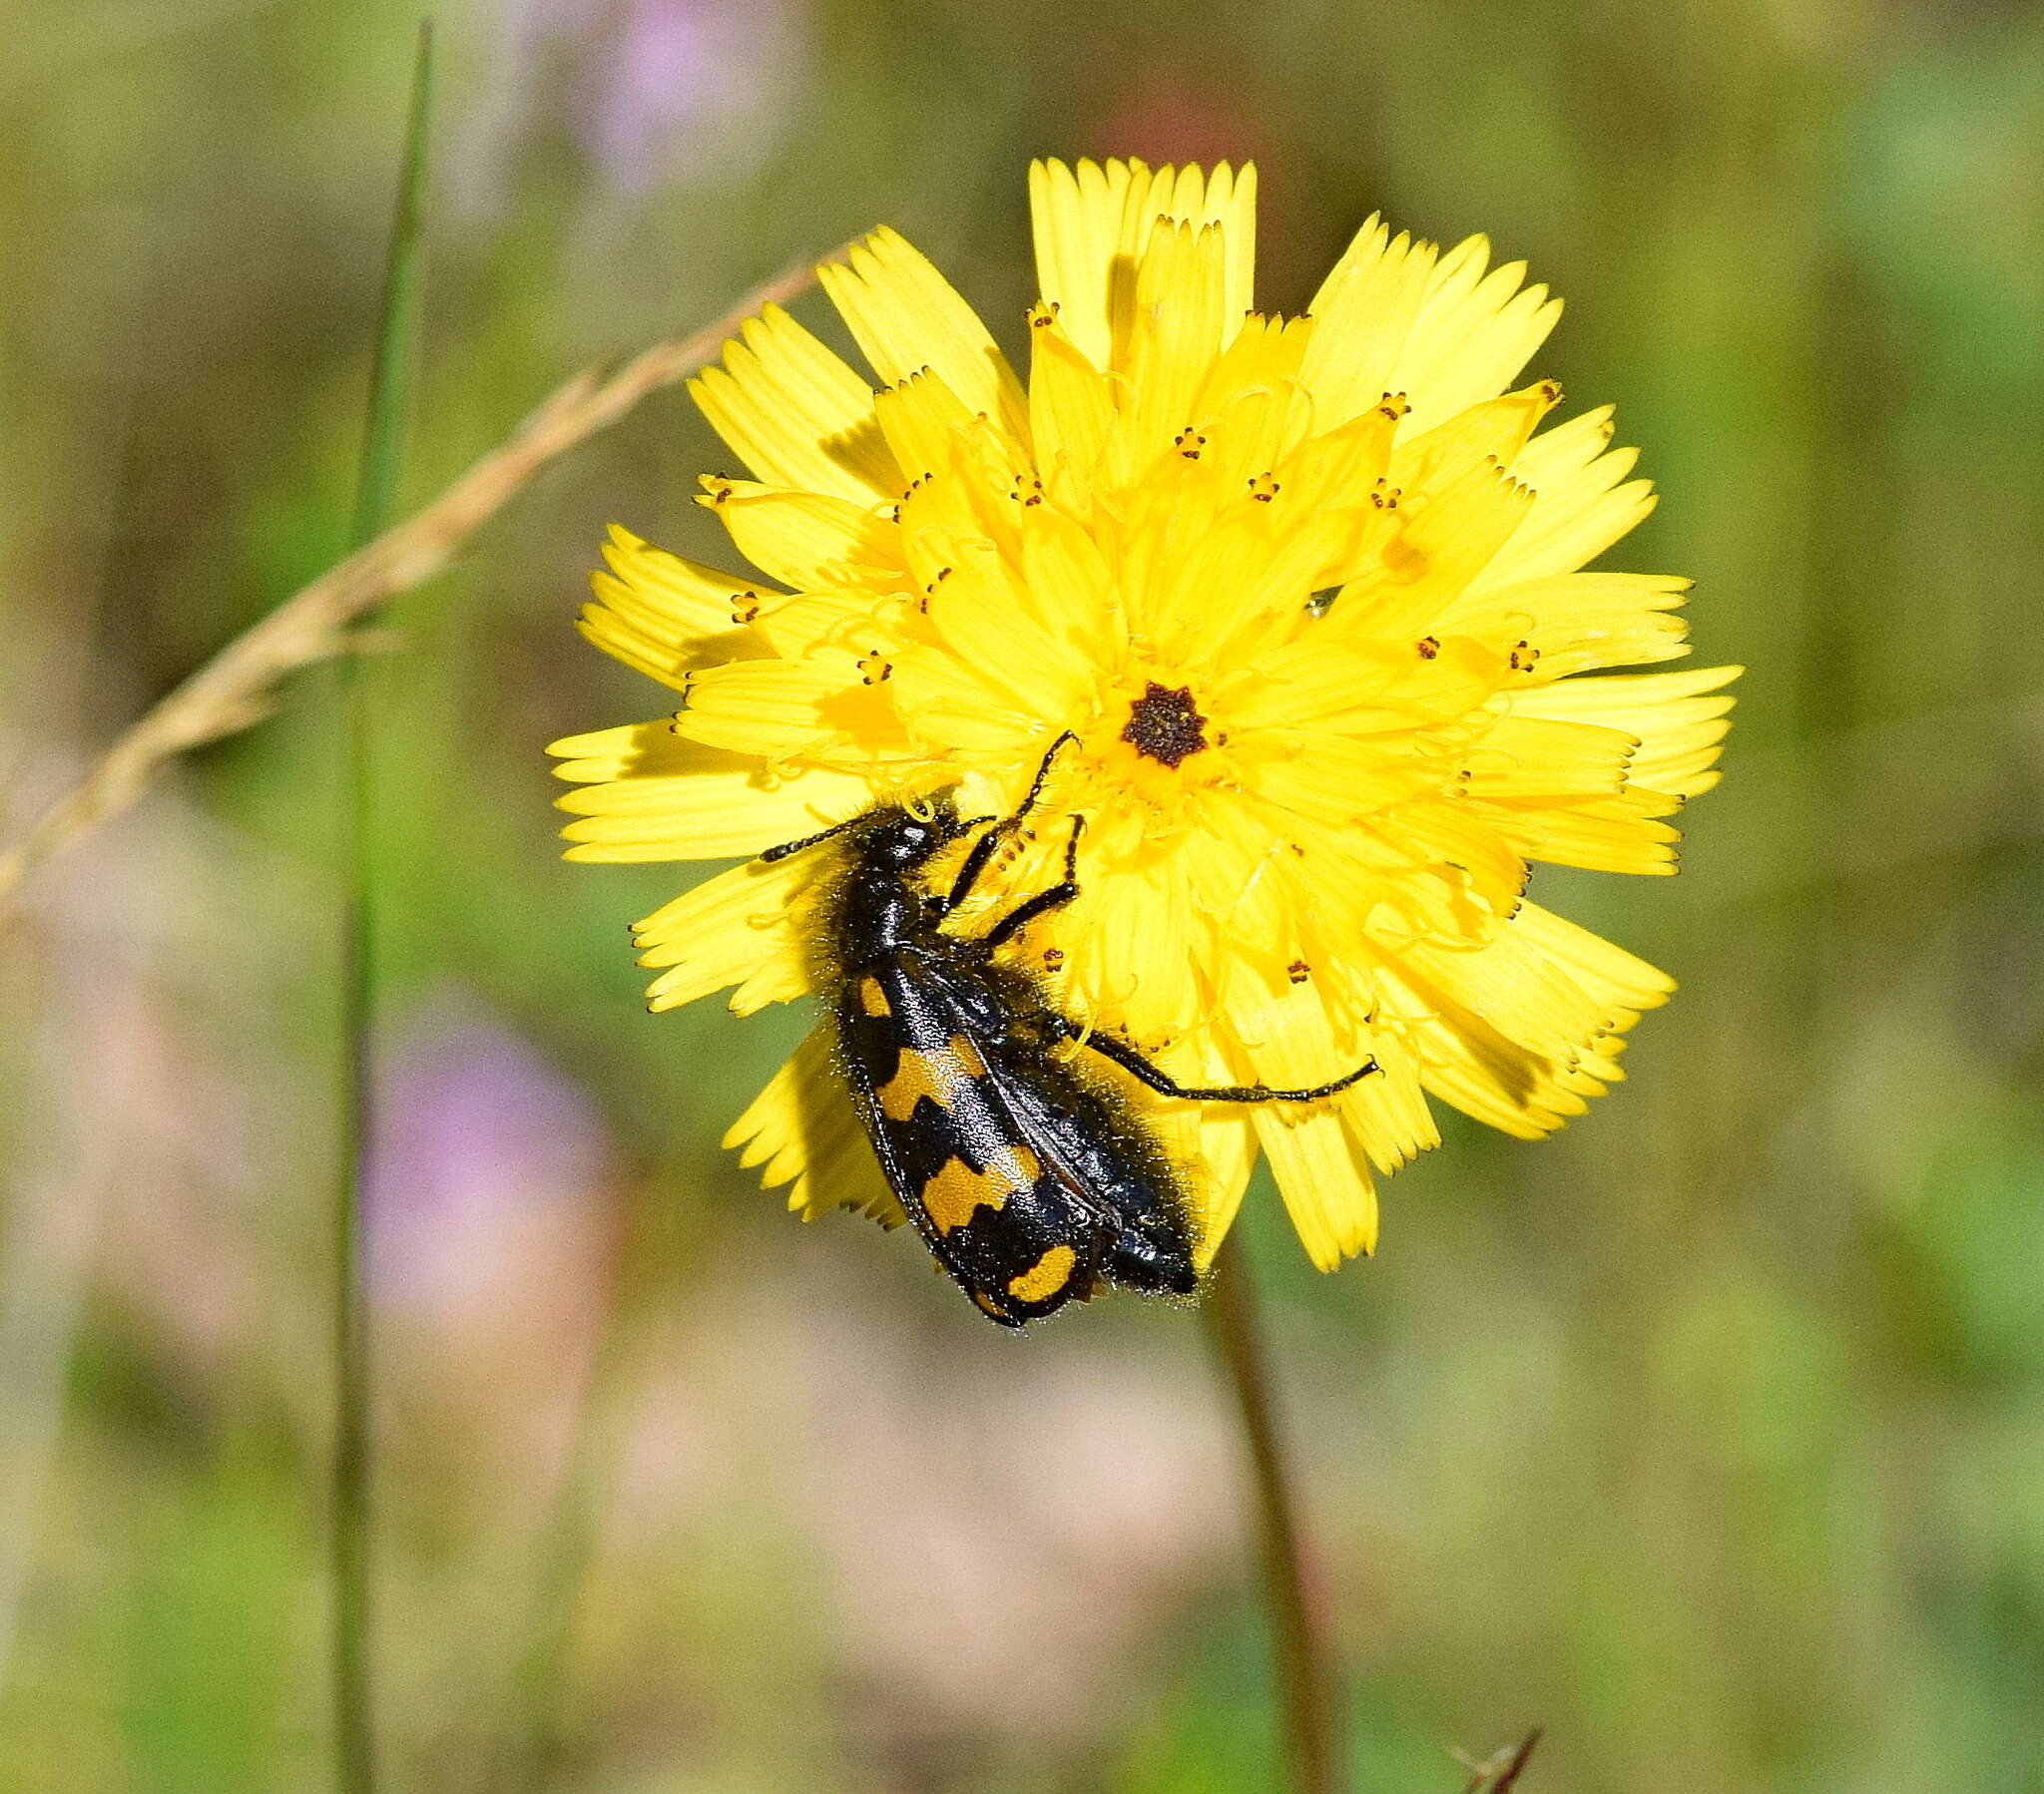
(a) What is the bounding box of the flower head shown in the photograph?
[550,159,1737,1272]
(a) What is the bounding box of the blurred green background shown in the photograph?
[3,0,2041,1789]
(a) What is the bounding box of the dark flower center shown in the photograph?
[1121,681,1210,768]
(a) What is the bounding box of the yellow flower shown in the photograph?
[550,158,1737,1273]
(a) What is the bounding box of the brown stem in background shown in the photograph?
[0,256,819,915]
[1480,1729,1543,1792]
[1456,1727,1544,1792]
[1205,1229,1347,1794]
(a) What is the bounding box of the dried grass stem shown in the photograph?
[0,258,818,912]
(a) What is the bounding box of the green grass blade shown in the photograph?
[335,21,433,1794]
[350,21,434,552]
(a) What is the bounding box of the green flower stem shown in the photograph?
[1205,1229,1346,1794]
[333,23,432,1794]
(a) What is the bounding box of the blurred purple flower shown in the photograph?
[364,995,613,1311]
[580,0,802,192]
[457,0,807,211]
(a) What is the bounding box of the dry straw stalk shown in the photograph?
[0,258,819,912]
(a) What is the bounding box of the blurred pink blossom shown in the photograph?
[364,993,612,1312]
[365,992,622,1524]
[458,0,807,210]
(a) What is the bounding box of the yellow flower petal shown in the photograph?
[1157,160,1258,333]
[1479,409,1655,589]
[819,227,1030,449]
[1144,499,1353,667]
[634,855,816,1015]
[1392,918,1623,1067]
[547,716,685,782]
[1297,217,1436,432]
[1433,571,1693,677]
[689,302,901,503]
[1231,628,1501,734]
[886,638,1049,755]
[1507,665,1741,798]
[1255,1101,1378,1267]
[1027,308,1114,509]
[1245,736,1450,826]
[1506,900,1675,1014]
[553,729,877,860]
[1227,963,1375,1099]
[752,585,896,659]
[1269,401,1396,517]
[580,524,775,691]
[1339,1028,1440,1177]
[1342,457,1537,641]
[1060,825,1205,1046]
[1392,235,1562,432]
[676,655,906,761]
[726,1025,906,1226]
[1406,1011,1588,1137]
[1465,714,1639,800]
[1029,156,1150,369]
[1390,379,1562,495]
[1125,1026,1262,1272]
[1473,789,1682,874]
[1017,503,1124,659]
[915,540,1096,728]
[871,365,977,488]
[699,479,901,590]
[1190,1105,1257,1272]
[1029,158,1257,374]
[1113,216,1232,478]
[1204,373,1304,477]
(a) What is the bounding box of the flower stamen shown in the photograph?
[1122,681,1211,769]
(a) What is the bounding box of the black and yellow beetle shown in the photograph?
[761,735,1379,1327]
